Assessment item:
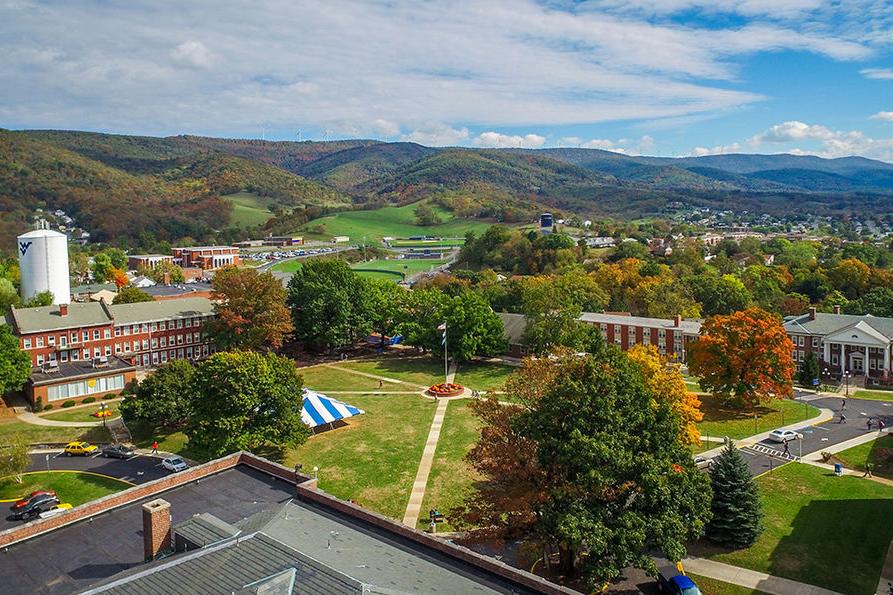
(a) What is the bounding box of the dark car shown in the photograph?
[101,444,136,459]
[11,490,57,512]
[657,564,701,595]
[12,493,60,520]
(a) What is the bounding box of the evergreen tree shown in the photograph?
[799,350,820,387]
[706,444,763,548]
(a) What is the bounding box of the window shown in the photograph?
[93,347,100,358]
[176,319,183,329]
[161,351,168,363]
[131,324,138,335]
[48,335,55,346]
[150,323,157,332]
[23,338,32,349]
[186,333,192,344]
[82,331,88,342]
[132,341,139,352]
[141,339,148,350]
[47,374,125,402]
[177,335,184,345]
[193,332,200,343]
[115,344,122,354]
[151,338,158,349]
[613,324,621,334]
[186,346,193,358]
[160,337,167,348]
[871,359,877,369]
[178,348,184,359]
[832,354,839,365]
[798,350,804,361]
[115,327,121,337]
[792,350,797,359]
[813,337,819,347]
[798,336,805,347]
[103,329,110,339]
[93,330,100,340]
[123,342,130,353]
[36,337,44,348]
[71,332,78,343]
[642,334,650,346]
[123,326,130,336]
[71,350,79,361]
[141,324,149,333]
[170,349,176,360]
[159,321,166,331]
[203,344,209,356]
[152,352,159,365]
[83,349,90,359]
[36,355,44,365]
[600,323,607,332]
[186,318,193,328]
[59,335,66,347]
[658,329,666,338]
[60,352,68,363]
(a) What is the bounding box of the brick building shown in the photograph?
[173,246,241,270]
[127,254,174,270]
[5,297,215,406]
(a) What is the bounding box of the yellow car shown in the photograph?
[64,442,98,456]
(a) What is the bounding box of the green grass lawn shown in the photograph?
[0,471,131,505]
[297,365,385,392]
[685,574,770,595]
[706,463,893,595]
[852,389,893,402]
[696,397,820,441]
[270,259,303,273]
[339,356,445,387]
[285,393,436,519]
[42,402,120,423]
[0,418,110,445]
[223,192,275,227]
[350,257,449,280]
[418,400,482,531]
[129,423,200,461]
[835,434,893,480]
[454,361,517,392]
[295,202,494,243]
[390,239,465,248]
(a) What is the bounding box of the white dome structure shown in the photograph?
[17,229,70,305]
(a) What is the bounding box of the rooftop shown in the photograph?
[141,283,212,298]
[108,297,214,325]
[30,356,135,386]
[579,312,702,334]
[8,302,112,334]
[784,311,893,340]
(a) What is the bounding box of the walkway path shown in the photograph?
[15,411,103,428]
[321,363,420,387]
[402,397,449,528]
[681,557,843,595]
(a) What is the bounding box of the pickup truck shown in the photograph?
[657,565,701,595]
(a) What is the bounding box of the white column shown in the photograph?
[865,345,870,378]
[885,344,890,375]
[823,342,830,365]
[840,343,845,374]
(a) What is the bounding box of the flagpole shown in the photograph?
[443,324,448,384]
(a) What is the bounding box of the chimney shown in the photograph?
[59,304,68,317]
[674,314,682,327]
[834,305,841,315]
[142,498,172,561]
[809,307,817,320]
[162,272,171,286]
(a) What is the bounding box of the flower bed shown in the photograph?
[427,383,464,397]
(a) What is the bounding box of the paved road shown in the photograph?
[1,452,171,528]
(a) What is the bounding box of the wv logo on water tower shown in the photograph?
[19,241,32,256]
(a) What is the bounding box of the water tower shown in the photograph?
[17,229,70,305]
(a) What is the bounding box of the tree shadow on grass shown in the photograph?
[698,397,779,423]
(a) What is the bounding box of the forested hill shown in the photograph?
[5,128,893,254]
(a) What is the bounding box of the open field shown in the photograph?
[454,361,516,392]
[270,259,303,273]
[42,402,120,424]
[351,257,449,280]
[835,434,893,480]
[696,397,820,441]
[0,471,131,506]
[0,418,110,445]
[222,192,274,227]
[706,463,893,595]
[389,239,465,248]
[295,202,494,243]
[285,393,436,519]
[852,389,893,402]
[298,365,385,392]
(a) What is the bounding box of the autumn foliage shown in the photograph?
[109,267,129,289]
[687,307,794,408]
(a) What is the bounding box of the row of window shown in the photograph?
[35,333,207,366]
[137,344,209,366]
[795,349,888,370]
[46,374,126,402]
[600,323,669,339]
[23,327,111,350]
[22,316,212,350]
[113,315,210,337]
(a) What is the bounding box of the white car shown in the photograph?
[767,429,802,443]
[38,503,72,519]
[161,456,189,473]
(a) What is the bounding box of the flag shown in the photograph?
[437,322,447,331]
[438,322,447,346]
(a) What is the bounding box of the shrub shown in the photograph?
[82,396,96,404]
[61,400,76,408]
[33,397,43,413]
[103,393,117,400]
[43,404,53,411]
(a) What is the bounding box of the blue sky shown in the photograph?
[2,0,892,160]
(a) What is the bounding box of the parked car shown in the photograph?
[767,429,802,443]
[162,456,189,473]
[38,503,72,519]
[64,442,98,456]
[657,565,701,595]
[694,456,712,470]
[101,444,136,459]
[11,493,60,520]
[11,490,57,512]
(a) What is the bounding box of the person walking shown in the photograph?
[151,440,158,454]
[864,462,874,478]
[880,419,886,434]
[840,413,847,424]
[868,417,874,431]
[841,398,847,411]
[378,379,383,389]
[782,438,791,457]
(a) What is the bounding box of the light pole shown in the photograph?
[844,370,851,398]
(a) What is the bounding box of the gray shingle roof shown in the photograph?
[108,297,214,325]
[578,312,702,335]
[8,302,112,334]
[497,312,526,345]
[784,312,893,340]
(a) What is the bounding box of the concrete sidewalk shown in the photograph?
[16,411,103,428]
[681,557,843,595]
[402,398,449,528]
[698,406,834,459]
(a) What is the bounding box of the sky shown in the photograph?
[2,0,893,161]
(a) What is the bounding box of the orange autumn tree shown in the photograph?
[109,267,129,289]
[628,345,703,445]
[687,307,794,409]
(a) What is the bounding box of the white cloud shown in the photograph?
[474,132,545,149]
[748,120,836,144]
[559,136,582,146]
[861,68,893,80]
[691,142,742,156]
[870,111,893,122]
[170,41,212,69]
[569,135,655,155]
[401,125,469,146]
[369,119,400,137]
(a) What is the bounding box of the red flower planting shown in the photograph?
[427,383,464,397]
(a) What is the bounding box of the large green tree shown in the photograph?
[364,278,403,349]
[186,351,310,458]
[0,435,30,483]
[0,278,19,315]
[91,253,114,283]
[706,444,763,548]
[206,266,293,350]
[112,286,154,304]
[685,273,751,316]
[0,326,31,396]
[119,359,195,429]
[799,350,821,388]
[287,259,370,352]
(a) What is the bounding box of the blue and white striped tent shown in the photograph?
[301,388,365,429]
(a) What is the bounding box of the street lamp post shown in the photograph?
[844,370,851,398]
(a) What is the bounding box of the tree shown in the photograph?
[363,278,403,349]
[119,359,195,428]
[456,350,711,587]
[685,273,751,316]
[0,326,31,396]
[414,202,443,226]
[828,258,871,299]
[0,436,30,483]
[69,251,91,284]
[844,287,893,318]
[138,261,185,284]
[287,259,370,352]
[109,267,129,289]
[0,278,19,315]
[628,345,703,445]
[706,444,763,548]
[186,351,310,458]
[113,286,154,304]
[91,253,114,283]
[206,266,293,350]
[687,308,795,409]
[610,240,649,262]
[22,291,54,308]
[104,248,128,270]
[799,350,820,387]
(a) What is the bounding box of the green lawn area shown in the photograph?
[222,192,275,227]
[350,257,449,280]
[691,440,716,455]
[852,389,893,402]
[339,356,444,388]
[285,393,436,519]
[0,471,131,505]
[418,400,482,531]
[42,402,120,423]
[706,463,893,595]
[390,239,465,248]
[270,259,303,273]
[0,418,110,445]
[297,365,384,392]
[686,574,770,595]
[835,434,893,480]
[696,397,820,441]
[295,202,494,243]
[454,361,517,392]
[129,423,200,461]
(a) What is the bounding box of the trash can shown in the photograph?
[834,463,842,476]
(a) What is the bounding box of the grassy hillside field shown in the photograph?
[222,192,275,227]
[296,201,494,243]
